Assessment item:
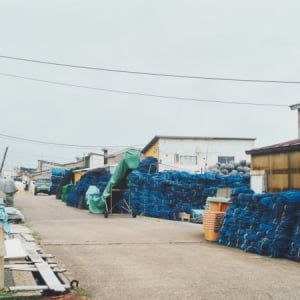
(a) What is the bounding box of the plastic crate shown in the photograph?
[203,211,224,242]
[209,201,230,212]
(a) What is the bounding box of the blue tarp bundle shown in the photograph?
[127,170,250,221]
[218,190,300,261]
[66,157,154,210]
[51,168,68,195]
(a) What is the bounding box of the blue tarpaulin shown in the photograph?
[51,168,68,195]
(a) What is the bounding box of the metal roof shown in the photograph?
[246,138,300,155]
[142,135,256,153]
[106,147,141,158]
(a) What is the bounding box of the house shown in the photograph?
[106,148,141,166]
[142,135,255,173]
[33,152,104,180]
[246,139,300,193]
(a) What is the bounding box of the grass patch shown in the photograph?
[31,231,41,241]
[22,224,40,241]
[0,290,17,298]
[72,288,90,297]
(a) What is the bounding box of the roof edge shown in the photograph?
[142,135,256,154]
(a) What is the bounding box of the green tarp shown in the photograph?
[89,149,140,214]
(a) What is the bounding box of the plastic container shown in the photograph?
[203,211,224,242]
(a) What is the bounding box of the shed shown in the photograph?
[246,139,300,192]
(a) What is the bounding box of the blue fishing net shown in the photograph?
[136,157,158,173]
[66,172,111,208]
[287,213,300,262]
[218,190,300,261]
[65,156,250,221]
[127,170,250,221]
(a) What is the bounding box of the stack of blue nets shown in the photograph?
[127,164,250,221]
[65,157,250,221]
[288,209,300,262]
[67,172,111,208]
[51,168,68,195]
[218,190,300,261]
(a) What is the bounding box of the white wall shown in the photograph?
[89,154,104,168]
[158,138,254,173]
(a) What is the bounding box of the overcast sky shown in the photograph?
[0,1,299,171]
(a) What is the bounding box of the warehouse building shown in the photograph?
[142,135,255,173]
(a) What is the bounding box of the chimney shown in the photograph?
[290,103,300,138]
[103,149,108,165]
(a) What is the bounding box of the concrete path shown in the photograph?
[14,193,300,300]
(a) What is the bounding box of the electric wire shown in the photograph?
[0,55,299,85]
[0,132,144,149]
[0,72,288,107]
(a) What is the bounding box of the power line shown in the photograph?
[0,132,144,149]
[0,54,299,85]
[0,72,288,107]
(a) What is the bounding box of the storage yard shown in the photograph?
[12,193,300,300]
[0,150,297,299]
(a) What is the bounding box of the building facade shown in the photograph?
[246,139,300,192]
[33,153,104,180]
[142,135,255,173]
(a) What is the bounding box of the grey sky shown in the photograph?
[0,0,299,171]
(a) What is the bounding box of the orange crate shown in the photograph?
[203,211,224,242]
[209,201,230,212]
[204,230,220,242]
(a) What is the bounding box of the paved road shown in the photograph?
[15,193,300,300]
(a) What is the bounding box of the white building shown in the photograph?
[142,135,255,173]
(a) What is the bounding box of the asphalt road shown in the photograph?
[14,193,300,300]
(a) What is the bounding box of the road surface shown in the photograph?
[14,193,300,300]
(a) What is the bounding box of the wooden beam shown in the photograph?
[35,262,65,292]
[9,284,69,292]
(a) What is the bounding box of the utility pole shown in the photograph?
[0,147,8,177]
[290,103,300,138]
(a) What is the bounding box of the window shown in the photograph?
[180,155,197,165]
[218,156,235,164]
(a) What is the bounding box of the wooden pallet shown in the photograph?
[3,224,71,298]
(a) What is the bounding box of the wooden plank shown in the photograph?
[41,254,55,259]
[21,233,35,242]
[9,225,31,234]
[0,227,6,257]
[5,266,66,272]
[10,284,69,292]
[5,262,58,269]
[26,249,44,263]
[23,241,41,252]
[4,238,28,259]
[35,262,66,292]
